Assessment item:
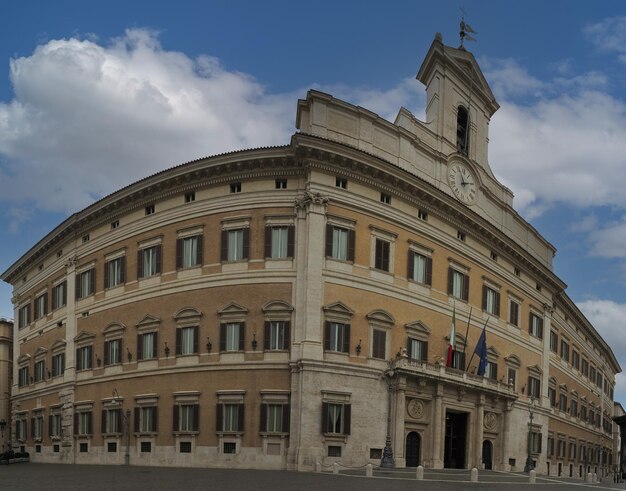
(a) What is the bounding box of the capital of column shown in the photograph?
[294,190,329,216]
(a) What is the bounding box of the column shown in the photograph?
[432,382,444,469]
[393,376,407,467]
[501,401,512,471]
[475,394,485,468]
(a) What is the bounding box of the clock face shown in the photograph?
[447,163,477,204]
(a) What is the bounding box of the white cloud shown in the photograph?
[479,58,544,98]
[588,216,626,258]
[584,16,626,63]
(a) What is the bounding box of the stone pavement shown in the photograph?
[2,464,626,491]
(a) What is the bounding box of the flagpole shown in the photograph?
[467,317,489,374]
[461,307,473,371]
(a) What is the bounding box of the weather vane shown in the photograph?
[459,8,477,48]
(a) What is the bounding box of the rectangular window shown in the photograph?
[111,220,120,229]
[138,246,161,278]
[184,191,195,203]
[107,442,117,453]
[34,360,45,382]
[176,326,198,355]
[49,414,62,437]
[371,329,386,360]
[550,331,558,352]
[223,404,241,432]
[581,404,587,421]
[223,442,236,453]
[509,300,519,326]
[177,404,199,432]
[52,352,65,377]
[417,209,428,221]
[548,387,556,407]
[105,257,125,288]
[408,251,432,285]
[137,332,158,360]
[220,322,244,352]
[589,365,596,382]
[141,441,152,453]
[452,350,466,370]
[223,228,249,262]
[264,321,289,351]
[408,338,428,362]
[325,225,355,262]
[507,367,517,389]
[76,268,95,299]
[104,339,122,365]
[559,393,567,411]
[571,399,578,418]
[34,293,48,320]
[18,304,30,329]
[179,441,192,453]
[374,238,390,271]
[76,345,93,371]
[324,322,350,353]
[322,402,350,435]
[486,361,498,381]
[18,366,29,387]
[230,182,241,193]
[138,406,157,433]
[528,376,541,398]
[581,358,589,377]
[530,432,542,454]
[529,313,544,339]
[33,416,44,439]
[380,192,391,204]
[557,440,565,458]
[482,286,500,316]
[102,408,121,434]
[52,281,67,310]
[16,419,27,440]
[560,340,570,362]
[261,403,288,433]
[177,235,203,269]
[265,226,294,259]
[275,179,287,189]
[336,177,347,189]
[448,268,469,301]
[145,204,155,215]
[76,412,92,436]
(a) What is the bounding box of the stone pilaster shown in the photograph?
[393,375,407,467]
[501,401,513,471]
[432,382,444,468]
[475,394,485,468]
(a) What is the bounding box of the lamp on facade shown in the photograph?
[380,361,397,469]
[111,389,131,466]
[524,396,536,473]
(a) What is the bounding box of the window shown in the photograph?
[452,349,466,370]
[76,268,95,299]
[138,245,161,278]
[548,387,556,407]
[223,442,236,454]
[571,399,578,418]
[141,441,152,453]
[380,192,391,204]
[529,312,543,339]
[265,226,294,259]
[324,322,350,353]
[264,321,289,351]
[325,225,355,262]
[137,332,158,360]
[456,105,469,154]
[417,209,428,221]
[509,300,520,326]
[32,415,44,440]
[173,404,199,432]
[104,339,122,365]
[34,360,45,382]
[176,326,198,355]
[221,228,249,262]
[557,439,565,458]
[528,376,541,398]
[176,235,203,268]
[486,361,498,381]
[407,251,432,286]
[52,282,67,310]
[34,293,48,320]
[104,257,125,288]
[547,436,554,457]
[18,304,30,328]
[76,345,93,371]
[580,404,587,421]
[82,234,90,243]
[490,251,498,261]
[597,371,603,388]
[75,411,92,436]
[448,268,469,301]
[135,406,157,433]
[322,403,350,435]
[514,267,521,277]
[184,191,195,203]
[16,419,27,441]
[569,442,577,460]
[482,285,500,316]
[107,442,117,453]
[371,329,386,360]
[550,331,558,352]
[408,338,428,362]
[145,204,155,215]
[52,353,65,377]
[220,323,244,352]
[260,403,289,433]
[275,179,287,189]
[589,365,596,383]
[530,431,542,454]
[507,367,517,389]
[111,220,119,229]
[230,182,241,193]
[49,413,62,437]
[328,445,342,457]
[101,409,122,434]
[560,340,570,362]
[581,358,589,377]
[559,393,567,411]
[335,177,347,189]
[217,403,244,432]
[457,231,466,242]
[374,238,390,271]
[18,366,29,387]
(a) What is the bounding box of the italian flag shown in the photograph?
[446,303,456,367]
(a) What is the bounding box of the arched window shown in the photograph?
[457,106,469,154]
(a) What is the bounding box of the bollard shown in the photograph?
[586,473,593,483]
[333,462,339,475]
[593,473,598,483]
[416,465,424,480]
[366,464,373,477]
[470,467,478,482]
[315,460,322,473]
[529,469,536,484]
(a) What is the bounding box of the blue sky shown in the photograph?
[2,0,626,397]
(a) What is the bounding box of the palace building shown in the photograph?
[1,34,620,477]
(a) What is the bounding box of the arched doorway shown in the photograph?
[405,431,421,467]
[482,440,493,470]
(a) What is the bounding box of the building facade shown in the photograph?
[1,34,620,476]
[0,318,12,452]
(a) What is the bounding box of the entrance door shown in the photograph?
[405,432,421,467]
[444,411,467,469]
[482,440,493,470]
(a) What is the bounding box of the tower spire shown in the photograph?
[459,9,477,49]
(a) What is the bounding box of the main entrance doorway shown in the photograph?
[405,432,421,467]
[482,440,493,470]
[444,411,467,469]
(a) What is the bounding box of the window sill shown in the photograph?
[135,432,158,437]
[322,433,347,443]
[173,431,199,436]
[216,431,243,436]
[260,432,289,437]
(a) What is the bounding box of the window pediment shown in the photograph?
[218,302,247,316]
[504,354,521,368]
[136,314,161,330]
[527,364,543,376]
[487,346,500,358]
[51,340,66,352]
[18,354,31,365]
[322,301,354,323]
[174,307,203,325]
[548,377,557,387]
[366,309,395,327]
[103,322,126,337]
[262,300,294,314]
[405,320,432,336]
[34,347,48,358]
[74,331,95,343]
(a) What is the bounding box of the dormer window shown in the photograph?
[457,106,469,154]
